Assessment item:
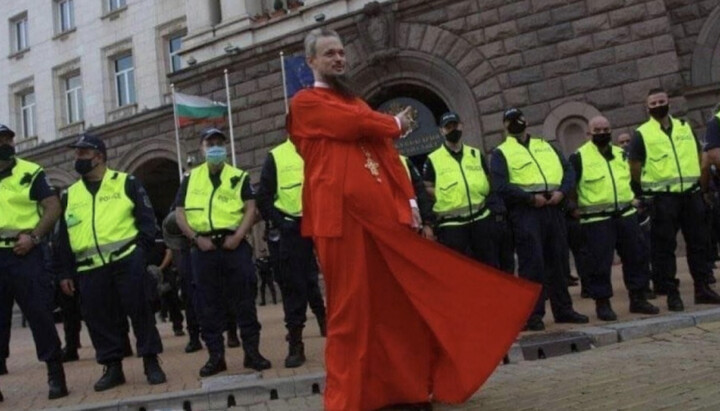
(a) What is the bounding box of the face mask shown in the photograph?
[0,144,15,162]
[649,104,669,120]
[74,158,97,175]
[205,146,227,165]
[592,133,612,147]
[445,129,462,144]
[507,120,527,135]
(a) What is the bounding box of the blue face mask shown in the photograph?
[205,146,227,165]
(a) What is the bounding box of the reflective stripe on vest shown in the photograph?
[576,142,636,223]
[270,139,303,217]
[496,136,564,193]
[65,170,138,271]
[184,162,247,233]
[428,144,490,226]
[0,158,43,248]
[637,116,700,194]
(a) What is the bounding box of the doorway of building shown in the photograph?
[133,158,181,223]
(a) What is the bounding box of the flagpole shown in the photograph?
[170,84,184,181]
[223,69,237,167]
[280,51,289,114]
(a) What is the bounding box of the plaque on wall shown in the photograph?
[378,97,443,157]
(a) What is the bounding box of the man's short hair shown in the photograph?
[647,87,667,97]
[304,28,342,58]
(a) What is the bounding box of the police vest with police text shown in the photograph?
[428,144,490,226]
[270,139,303,217]
[65,170,138,271]
[0,158,43,247]
[636,116,700,194]
[184,162,248,233]
[496,135,564,193]
[575,142,636,224]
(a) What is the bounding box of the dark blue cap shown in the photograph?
[0,124,15,138]
[503,108,524,122]
[69,134,107,158]
[200,128,227,141]
[439,112,461,127]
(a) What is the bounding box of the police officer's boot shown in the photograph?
[199,353,227,377]
[226,329,241,348]
[243,336,272,371]
[94,362,126,392]
[47,360,69,399]
[61,345,79,362]
[0,358,7,375]
[317,315,327,338]
[667,289,684,312]
[629,291,660,314]
[284,327,306,368]
[694,282,720,305]
[595,299,617,322]
[143,355,167,385]
[185,334,203,353]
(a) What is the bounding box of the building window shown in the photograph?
[65,74,83,124]
[57,0,75,32]
[114,54,135,106]
[168,34,182,73]
[20,91,36,138]
[11,14,29,52]
[108,0,126,12]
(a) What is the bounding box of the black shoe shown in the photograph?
[174,328,186,337]
[285,328,306,368]
[695,283,720,304]
[317,316,327,338]
[0,358,7,375]
[243,337,272,371]
[555,310,589,324]
[199,355,227,377]
[61,346,79,363]
[143,356,167,385]
[47,361,69,400]
[94,362,126,392]
[667,291,684,312]
[185,338,202,353]
[226,331,241,348]
[595,299,617,322]
[629,292,660,315]
[524,316,545,331]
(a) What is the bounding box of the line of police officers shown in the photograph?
[3,85,720,399]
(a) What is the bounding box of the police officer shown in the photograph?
[569,116,660,320]
[491,108,589,331]
[401,154,435,240]
[257,137,326,368]
[57,134,166,391]
[423,112,504,269]
[628,88,720,310]
[175,128,271,376]
[0,124,68,399]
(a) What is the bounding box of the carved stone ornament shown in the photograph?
[356,1,398,64]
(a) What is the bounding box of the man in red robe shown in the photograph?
[287,28,541,411]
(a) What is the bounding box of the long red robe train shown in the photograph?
[288,86,541,411]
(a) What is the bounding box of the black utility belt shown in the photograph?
[644,185,700,197]
[196,230,240,248]
[581,205,634,220]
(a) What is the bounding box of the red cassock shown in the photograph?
[288,87,541,411]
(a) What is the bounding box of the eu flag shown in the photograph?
[283,55,314,99]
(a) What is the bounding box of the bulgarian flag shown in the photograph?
[174,92,227,127]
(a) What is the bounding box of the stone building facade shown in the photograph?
[19,0,720,217]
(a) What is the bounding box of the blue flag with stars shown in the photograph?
[283,55,314,99]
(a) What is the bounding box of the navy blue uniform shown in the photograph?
[56,175,163,364]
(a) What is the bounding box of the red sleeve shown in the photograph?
[288,90,400,141]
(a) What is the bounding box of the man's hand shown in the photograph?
[411,206,422,230]
[13,233,35,256]
[60,279,75,296]
[196,236,216,252]
[397,106,413,136]
[546,191,565,206]
[421,225,435,241]
[532,194,548,208]
[223,233,244,251]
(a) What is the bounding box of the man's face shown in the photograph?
[203,135,226,150]
[308,36,346,78]
[0,134,14,147]
[74,148,101,162]
[588,119,611,136]
[441,122,462,136]
[647,92,669,109]
[617,134,631,148]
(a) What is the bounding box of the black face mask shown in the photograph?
[507,120,527,135]
[445,129,462,144]
[0,144,15,162]
[649,104,669,120]
[592,133,612,147]
[74,158,97,175]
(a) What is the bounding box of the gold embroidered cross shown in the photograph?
[360,144,382,183]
